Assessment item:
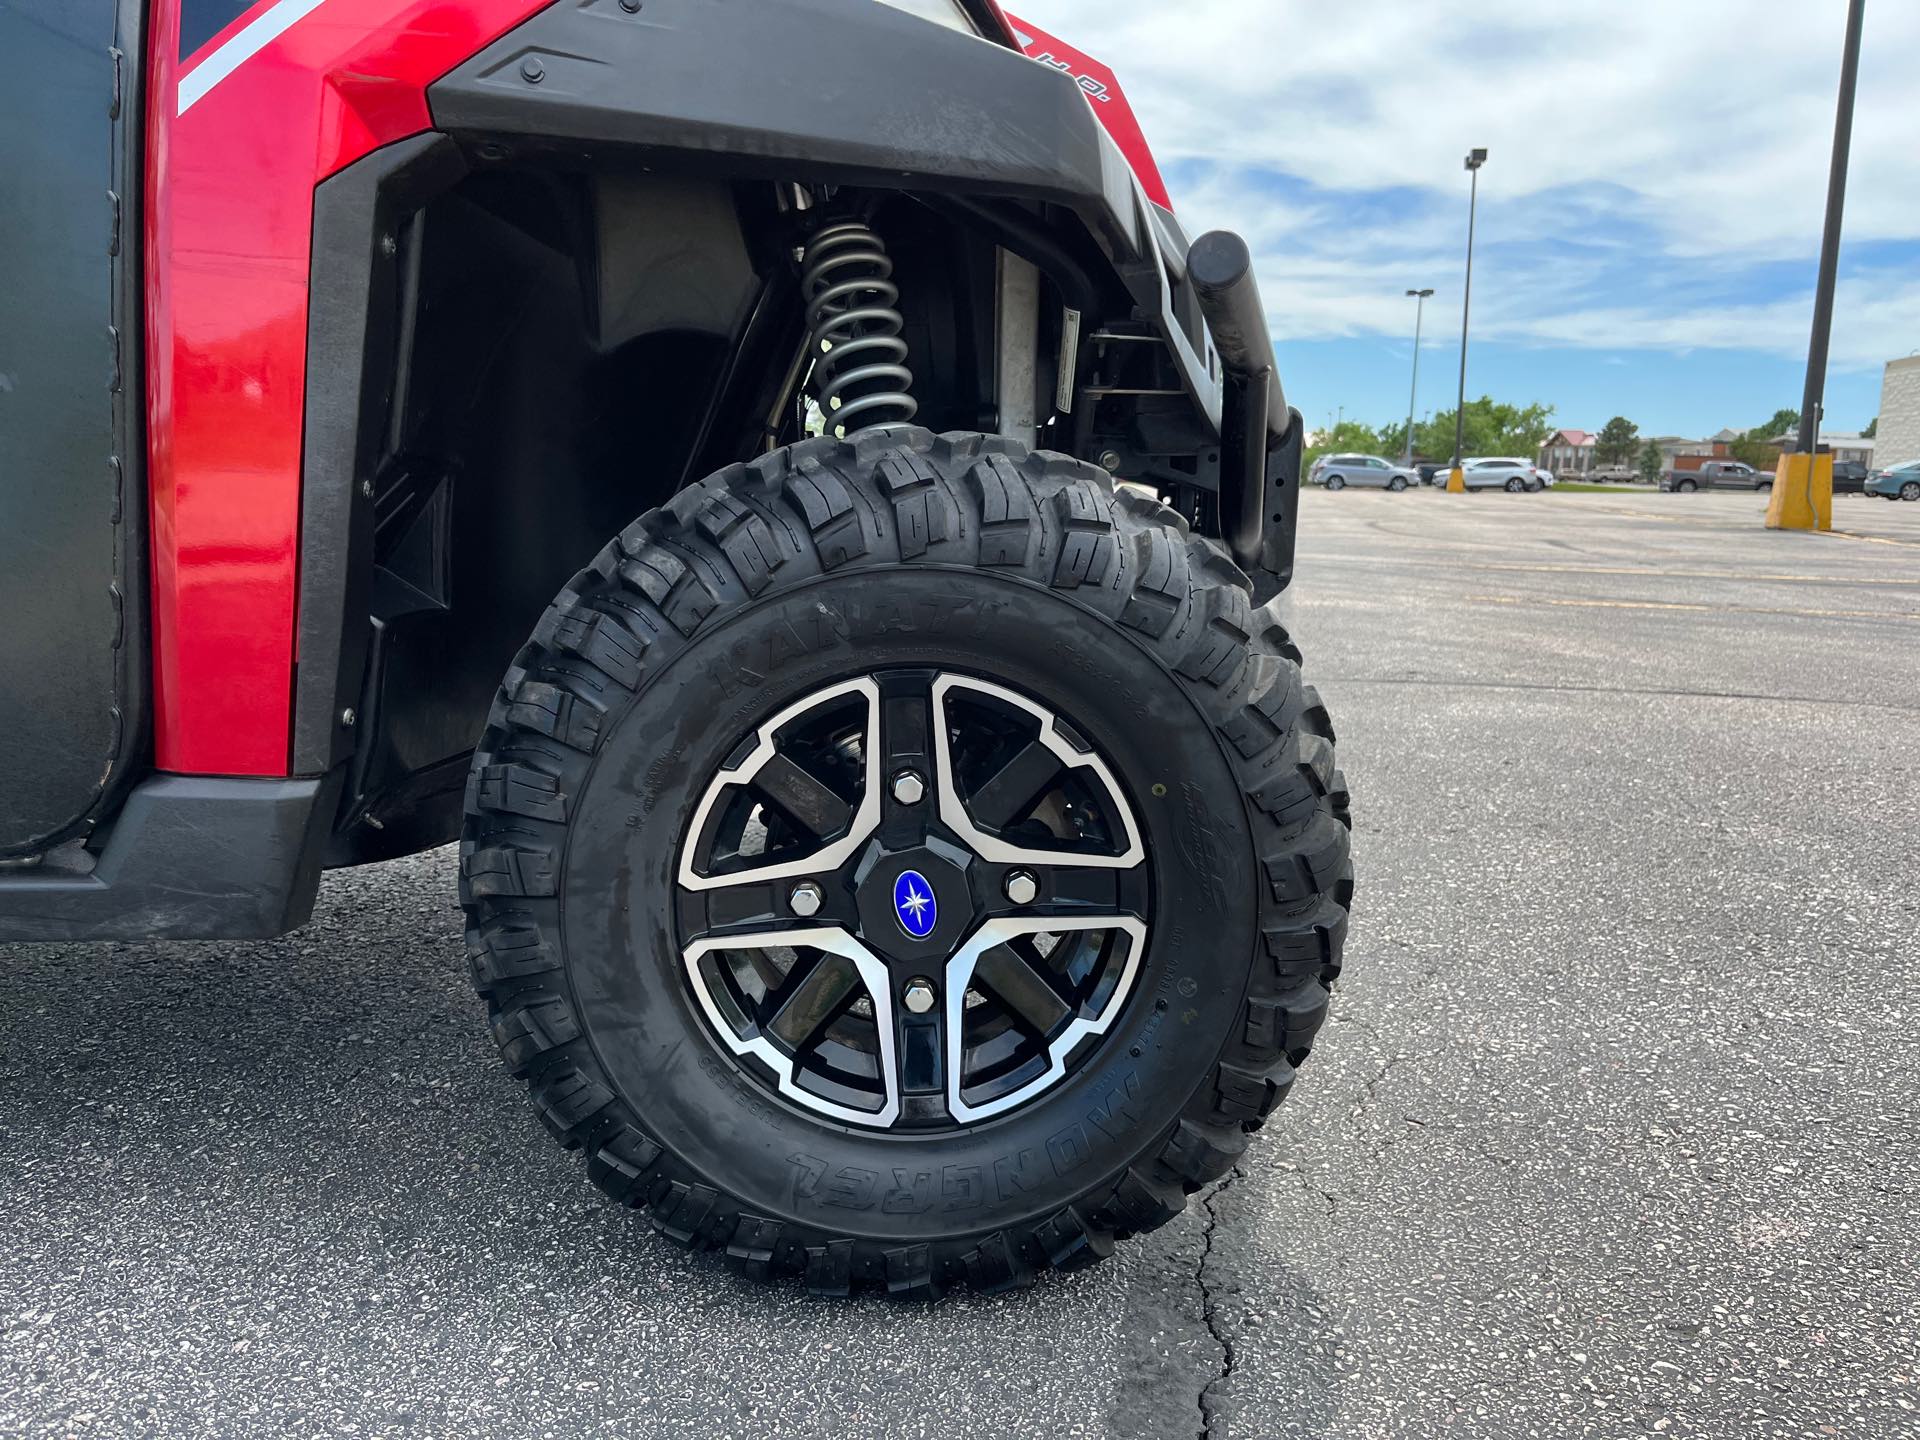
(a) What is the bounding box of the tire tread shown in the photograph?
[461,428,1353,1295]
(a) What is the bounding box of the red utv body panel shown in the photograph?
[144,0,1172,777]
[145,0,546,774]
[1003,12,1171,210]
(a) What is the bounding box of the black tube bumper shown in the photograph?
[1188,231,1299,591]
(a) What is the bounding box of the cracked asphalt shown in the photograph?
[4,489,1918,1438]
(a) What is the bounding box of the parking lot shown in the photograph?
[3,490,1916,1439]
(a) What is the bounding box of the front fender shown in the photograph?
[427,0,1221,433]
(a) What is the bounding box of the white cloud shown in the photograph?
[1010,0,1920,367]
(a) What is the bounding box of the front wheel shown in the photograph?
[461,431,1353,1296]
[1757,481,1773,493]
[1388,476,1407,492]
[1902,481,1920,502]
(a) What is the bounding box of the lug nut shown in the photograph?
[892,771,926,805]
[1005,871,1038,906]
[789,882,823,918]
[903,978,937,1014]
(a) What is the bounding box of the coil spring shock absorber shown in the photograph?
[801,219,918,437]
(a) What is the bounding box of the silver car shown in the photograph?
[1456,456,1553,492]
[1312,453,1419,491]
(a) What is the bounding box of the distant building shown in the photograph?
[1539,428,1594,474]
[1652,436,1717,466]
[1773,429,1875,465]
[1876,356,1920,468]
[1820,432,1876,466]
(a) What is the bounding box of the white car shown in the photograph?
[1453,457,1554,492]
[1311,453,1420,491]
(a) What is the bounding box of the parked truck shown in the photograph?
[0,0,1352,1297]
[1662,459,1772,493]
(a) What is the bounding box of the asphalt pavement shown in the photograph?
[4,488,1917,1438]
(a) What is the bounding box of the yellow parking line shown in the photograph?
[1543,502,1920,547]
[1320,556,1920,587]
[1814,529,1920,548]
[1567,506,1745,528]
[1466,594,1917,622]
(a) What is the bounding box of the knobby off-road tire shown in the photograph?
[459,429,1353,1296]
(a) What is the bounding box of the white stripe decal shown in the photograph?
[177,0,334,115]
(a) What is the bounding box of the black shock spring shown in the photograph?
[800,219,918,437]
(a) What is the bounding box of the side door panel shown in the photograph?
[0,0,148,856]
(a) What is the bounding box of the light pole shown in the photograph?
[1447,148,1488,493]
[1769,0,1865,530]
[1403,288,1434,464]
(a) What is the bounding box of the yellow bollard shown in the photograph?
[1445,466,1466,493]
[1765,452,1832,531]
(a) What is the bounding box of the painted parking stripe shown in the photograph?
[177,0,331,115]
[1466,593,1917,623]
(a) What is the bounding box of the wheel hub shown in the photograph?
[851,835,972,963]
[674,669,1150,1130]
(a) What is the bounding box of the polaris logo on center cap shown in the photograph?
[893,870,937,939]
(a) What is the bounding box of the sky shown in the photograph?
[1008,0,1920,441]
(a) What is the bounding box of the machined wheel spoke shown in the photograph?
[932,674,1144,869]
[879,673,937,775]
[943,913,1148,1124]
[753,755,853,840]
[766,949,863,1051]
[971,943,1071,1036]
[995,860,1138,917]
[683,927,900,1127]
[967,740,1065,831]
[890,981,950,1114]
[678,677,882,893]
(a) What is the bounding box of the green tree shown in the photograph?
[1415,397,1556,462]
[1863,416,1878,438]
[1637,439,1664,485]
[1725,407,1802,468]
[1727,433,1782,468]
[1374,418,1412,462]
[1594,415,1640,467]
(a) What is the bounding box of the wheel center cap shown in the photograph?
[853,837,972,962]
[892,869,938,939]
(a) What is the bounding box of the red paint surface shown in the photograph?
[1003,12,1172,211]
[969,0,1017,45]
[145,0,548,774]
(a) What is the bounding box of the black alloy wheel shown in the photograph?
[674,669,1151,1131]
[460,430,1353,1296]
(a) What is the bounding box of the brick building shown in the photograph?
[1539,429,1594,475]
